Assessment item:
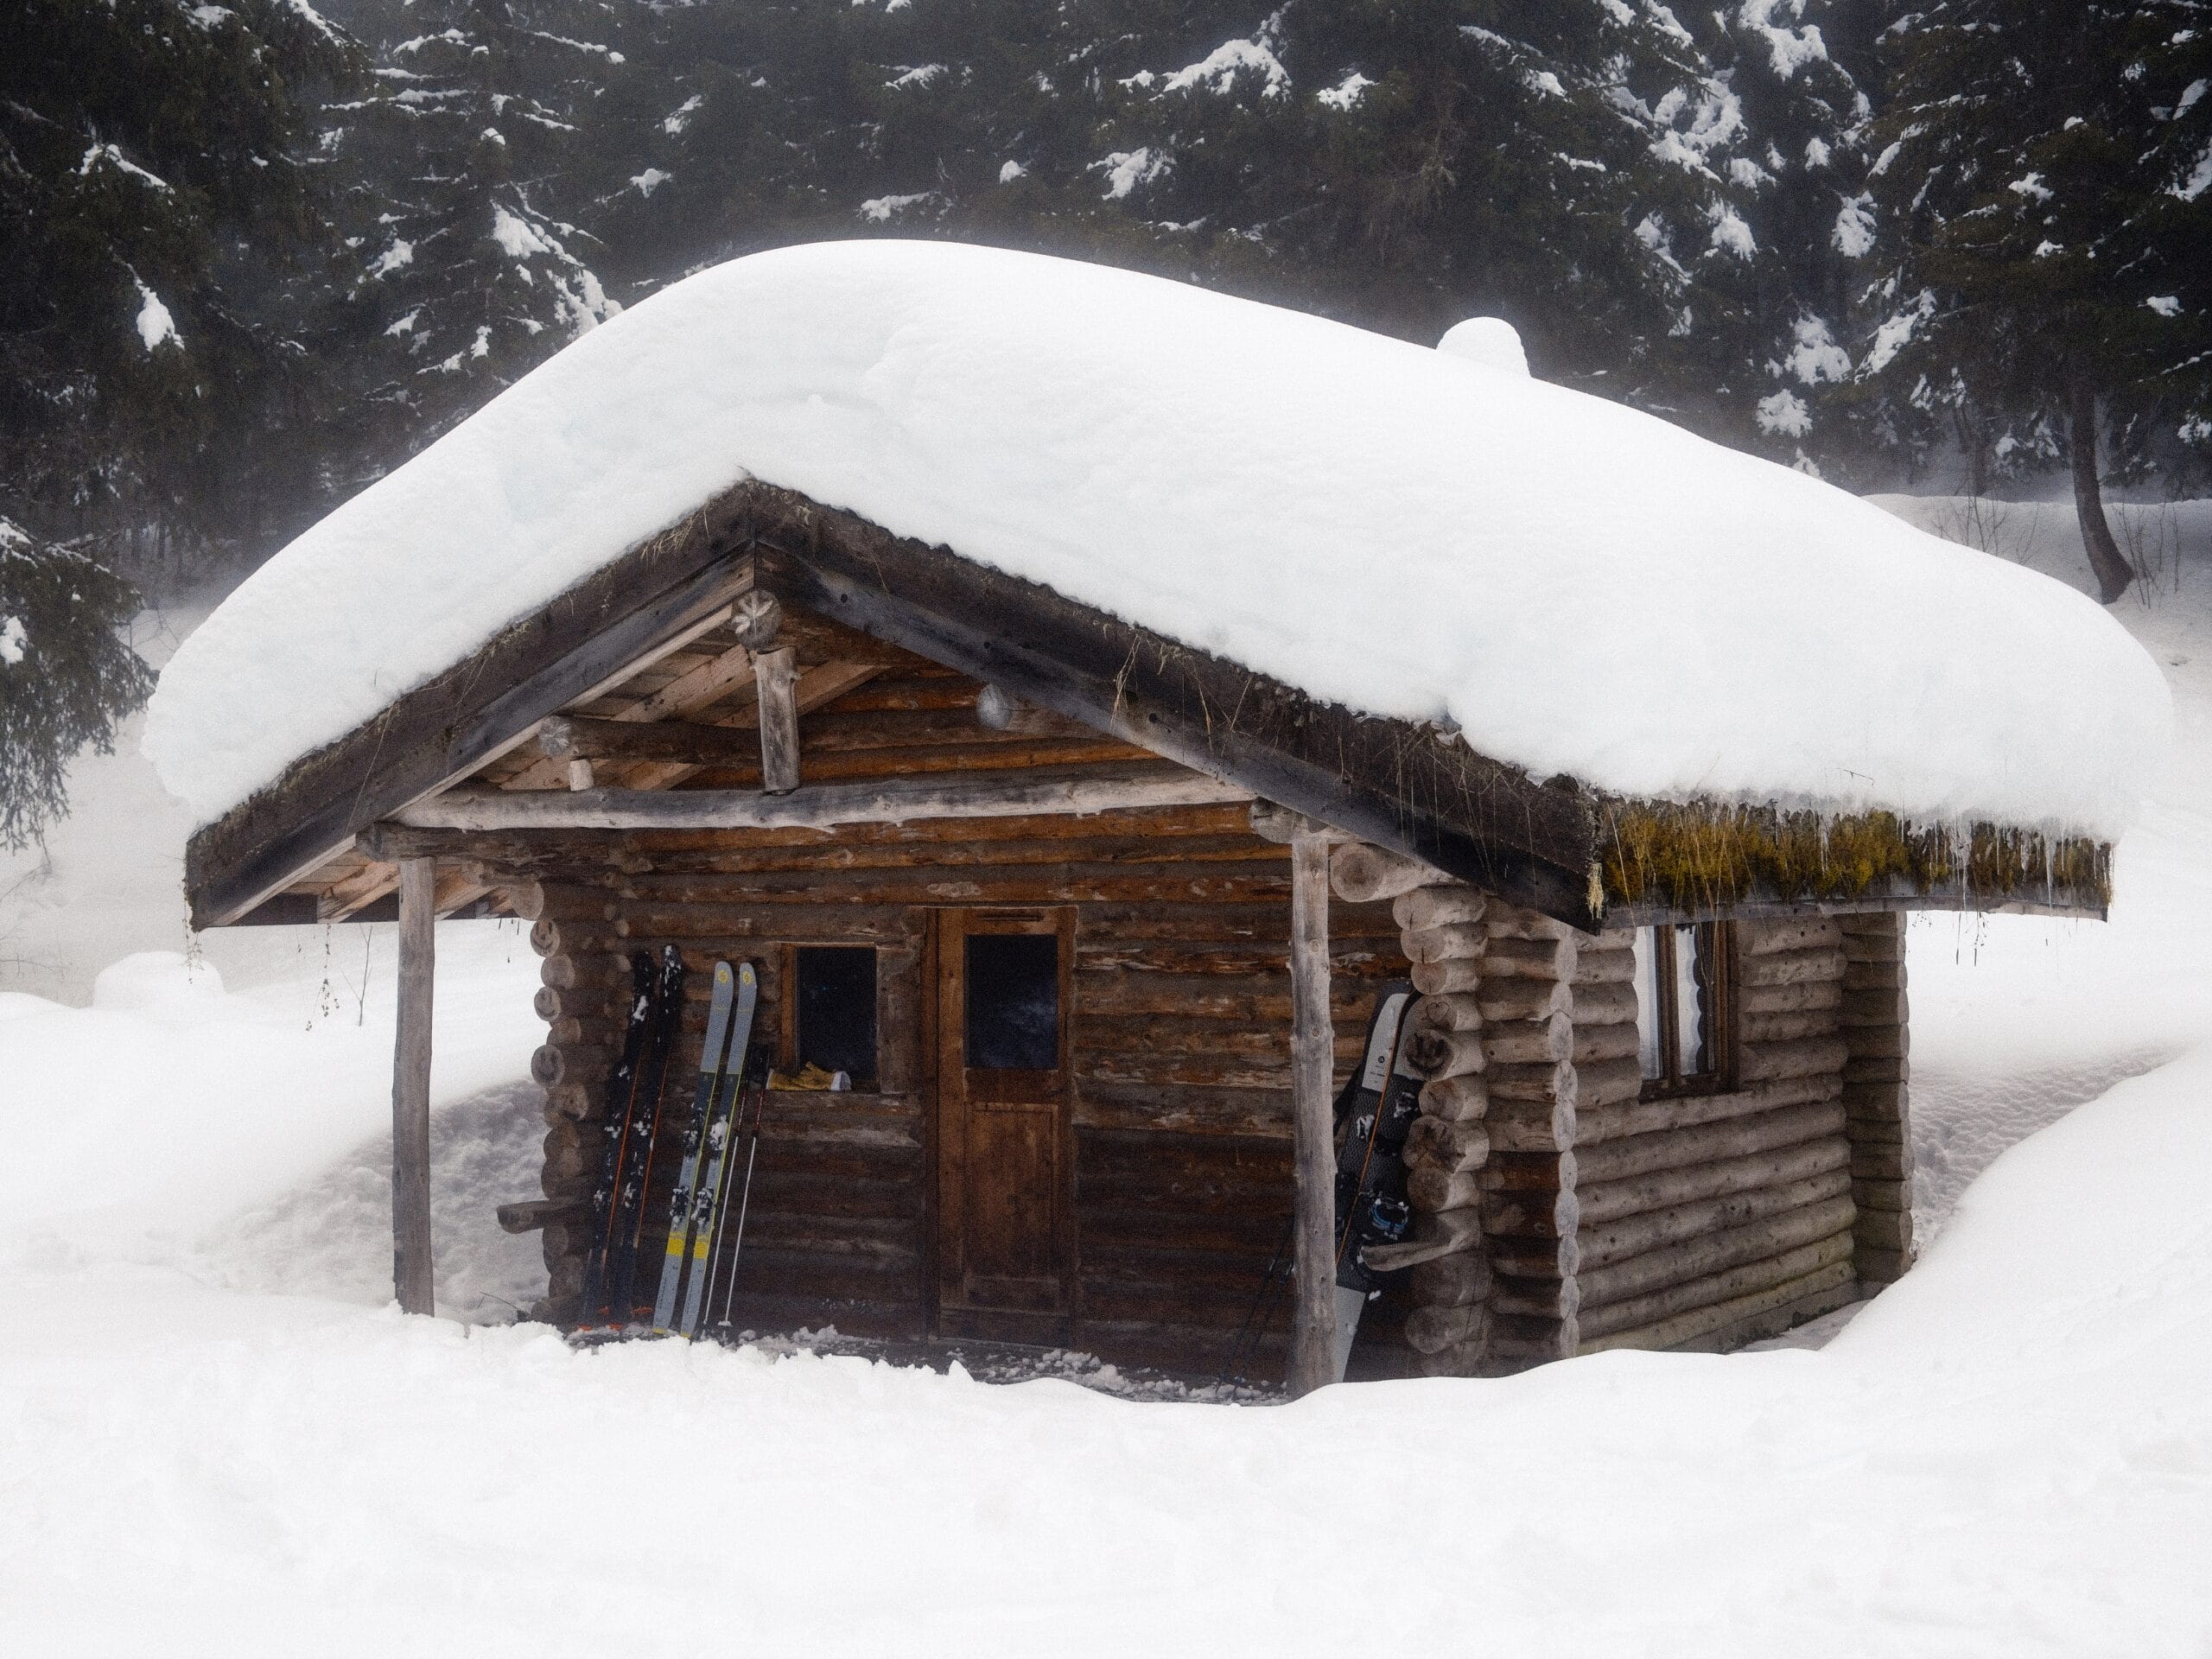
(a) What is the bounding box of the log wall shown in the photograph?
[1344,848,1903,1376]
[521,796,1406,1378]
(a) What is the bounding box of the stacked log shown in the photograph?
[1329,847,1497,1376]
[524,882,625,1322]
[1477,904,1641,1369]
[1571,914,1859,1355]
[1839,910,1914,1286]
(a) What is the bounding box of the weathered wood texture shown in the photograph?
[391,857,436,1316]
[516,771,1410,1376]
[1287,830,1336,1396]
[1550,912,1857,1362]
[1838,910,1914,1286]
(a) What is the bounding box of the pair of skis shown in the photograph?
[575,950,768,1337]
[648,959,769,1338]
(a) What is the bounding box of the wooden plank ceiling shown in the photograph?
[282,596,1162,922]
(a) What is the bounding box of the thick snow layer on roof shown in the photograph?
[145,239,2169,838]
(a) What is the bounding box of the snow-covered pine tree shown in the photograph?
[0,0,349,843]
[1688,3,1876,473]
[1867,0,2212,602]
[321,0,632,460]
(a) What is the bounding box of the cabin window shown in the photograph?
[1634,922,1737,1098]
[791,945,878,1088]
[963,932,1060,1071]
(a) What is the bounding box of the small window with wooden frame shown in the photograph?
[779,944,880,1090]
[1633,922,1738,1099]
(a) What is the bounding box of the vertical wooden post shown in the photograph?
[391,855,436,1316]
[754,645,800,796]
[1287,828,1336,1395]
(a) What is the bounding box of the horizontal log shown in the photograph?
[542,1083,593,1124]
[1409,957,1485,995]
[397,763,1252,833]
[1569,981,1639,1026]
[1490,1275,1580,1319]
[1737,978,1844,1016]
[1848,1142,1913,1180]
[1738,917,1844,956]
[1403,1027,1485,1081]
[1488,1313,1580,1362]
[1330,842,1448,904]
[1482,1185,1580,1239]
[1402,921,1490,965]
[1413,1336,1494,1378]
[1479,935,1576,981]
[1414,1075,1486,1128]
[1739,1009,1839,1045]
[1736,1036,1851,1084]
[1579,1167,1853,1270]
[1577,1231,1855,1341]
[1578,1258,1857,1355]
[1573,1072,1841,1147]
[1852,1177,1910,1214]
[1482,1096,1573,1152]
[1393,886,1486,931]
[1479,1150,1577,1192]
[531,1044,607,1088]
[538,714,763,765]
[1409,993,1485,1036]
[1407,1166,1485,1213]
[1574,1194,1858,1308]
[1737,947,1847,988]
[494,1196,584,1234]
[1484,906,1583,944]
[1405,1303,1491,1356]
[1402,1116,1492,1174]
[1573,1100,1847,1185]
[1855,1243,1911,1283]
[1847,1026,1910,1059]
[1488,1233,1580,1280]
[1843,1054,1909,1085]
[1408,1251,1493,1309]
[1362,1205,1483,1268]
[1576,1136,1848,1226]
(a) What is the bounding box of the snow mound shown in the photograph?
[146,240,2170,839]
[1437,315,1529,376]
[91,950,227,1014]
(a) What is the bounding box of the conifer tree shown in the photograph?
[0,0,352,843]
[1868,0,2212,601]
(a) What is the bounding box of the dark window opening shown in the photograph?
[1636,922,1737,1099]
[964,932,1060,1071]
[794,945,878,1088]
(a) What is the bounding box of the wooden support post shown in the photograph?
[1288,825,1336,1395]
[754,645,800,796]
[391,856,435,1316]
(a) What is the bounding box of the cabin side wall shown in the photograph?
[1380,877,1910,1376]
[524,804,1411,1376]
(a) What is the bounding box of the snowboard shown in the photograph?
[1328,980,1421,1380]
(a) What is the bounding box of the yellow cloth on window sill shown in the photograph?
[768,1063,851,1091]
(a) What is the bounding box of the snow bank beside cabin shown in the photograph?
[144,240,2170,838]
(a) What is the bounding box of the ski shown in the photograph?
[577,951,659,1328]
[604,944,690,1326]
[704,1043,771,1335]
[1327,981,1421,1382]
[650,961,753,1335]
[675,976,760,1338]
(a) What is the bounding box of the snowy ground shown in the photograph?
[3,498,2210,1653]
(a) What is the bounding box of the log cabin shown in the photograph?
[149,240,2163,1392]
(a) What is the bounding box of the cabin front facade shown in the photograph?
[178,481,2101,1387]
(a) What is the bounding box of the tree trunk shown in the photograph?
[2069,381,2135,605]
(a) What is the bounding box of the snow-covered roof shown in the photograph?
[145,239,2170,842]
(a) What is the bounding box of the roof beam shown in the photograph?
[388,764,1251,835]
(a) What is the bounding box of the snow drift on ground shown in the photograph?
[144,239,2168,839]
[4,1044,2209,1656]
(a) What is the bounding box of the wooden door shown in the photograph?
[933,906,1074,1337]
